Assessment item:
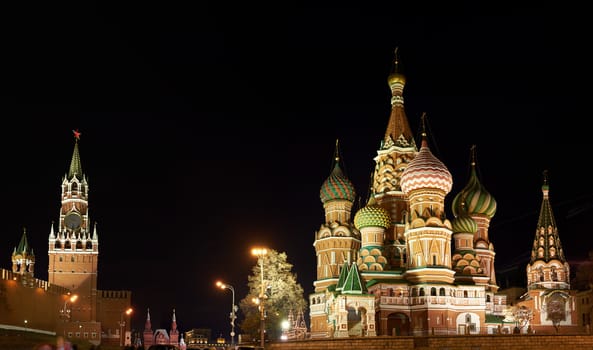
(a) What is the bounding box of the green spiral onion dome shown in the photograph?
[451,210,478,234]
[452,161,497,219]
[320,162,356,204]
[354,197,391,230]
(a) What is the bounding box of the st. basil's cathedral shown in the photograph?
[308,49,586,337]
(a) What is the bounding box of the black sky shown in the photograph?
[2,3,592,339]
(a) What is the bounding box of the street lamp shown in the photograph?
[251,247,268,349]
[216,281,237,346]
[119,307,133,346]
[59,294,78,322]
[281,320,290,341]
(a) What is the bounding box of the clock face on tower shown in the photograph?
[65,212,82,230]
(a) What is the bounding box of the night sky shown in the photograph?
[2,3,592,339]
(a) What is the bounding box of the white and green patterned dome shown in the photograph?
[452,147,497,219]
[451,210,478,234]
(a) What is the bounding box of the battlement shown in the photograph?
[0,268,70,295]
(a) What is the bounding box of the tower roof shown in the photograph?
[15,228,33,255]
[320,140,356,203]
[335,261,349,291]
[382,47,415,150]
[341,263,366,294]
[529,170,566,264]
[68,129,84,180]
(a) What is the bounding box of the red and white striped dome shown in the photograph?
[401,136,452,194]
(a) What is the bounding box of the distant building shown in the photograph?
[142,308,181,347]
[184,327,212,346]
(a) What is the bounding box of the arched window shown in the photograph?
[439,288,446,296]
[431,287,437,296]
[419,288,425,296]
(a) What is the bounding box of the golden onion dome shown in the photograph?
[388,71,406,86]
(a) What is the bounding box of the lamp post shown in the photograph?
[216,281,237,346]
[119,307,133,346]
[252,248,268,349]
[59,294,78,322]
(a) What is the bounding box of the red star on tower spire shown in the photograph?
[72,129,81,140]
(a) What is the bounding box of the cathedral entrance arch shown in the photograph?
[387,312,410,336]
[347,306,367,336]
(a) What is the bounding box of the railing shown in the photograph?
[380,295,485,306]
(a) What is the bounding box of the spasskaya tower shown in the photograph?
[48,129,99,322]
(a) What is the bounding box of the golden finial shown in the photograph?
[470,144,477,166]
[334,139,340,162]
[420,112,428,137]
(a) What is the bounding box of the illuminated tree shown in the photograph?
[239,249,308,342]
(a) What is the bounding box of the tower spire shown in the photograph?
[68,129,83,180]
[383,47,415,150]
[334,138,340,163]
[526,170,570,290]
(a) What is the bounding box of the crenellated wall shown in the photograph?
[0,269,69,333]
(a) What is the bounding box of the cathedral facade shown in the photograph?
[309,49,582,337]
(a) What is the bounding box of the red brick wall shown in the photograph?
[267,334,593,350]
[0,274,66,332]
